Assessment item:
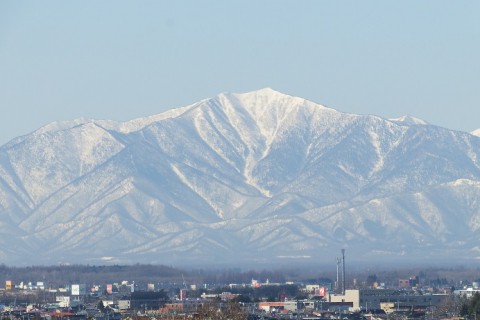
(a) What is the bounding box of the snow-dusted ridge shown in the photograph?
[1,88,480,265]
[389,115,428,126]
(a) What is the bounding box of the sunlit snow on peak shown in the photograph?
[389,115,428,126]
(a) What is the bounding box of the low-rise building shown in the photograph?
[328,289,447,312]
[258,301,298,313]
[454,287,480,298]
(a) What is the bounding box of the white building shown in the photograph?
[454,287,480,298]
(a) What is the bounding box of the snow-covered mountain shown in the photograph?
[1,88,480,266]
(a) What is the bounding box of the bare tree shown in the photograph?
[195,299,247,320]
[433,294,468,319]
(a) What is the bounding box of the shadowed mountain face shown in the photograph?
[1,88,480,266]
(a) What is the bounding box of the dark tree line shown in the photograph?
[0,264,326,289]
[0,264,186,288]
[194,268,299,285]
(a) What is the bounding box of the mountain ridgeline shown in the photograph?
[1,88,480,266]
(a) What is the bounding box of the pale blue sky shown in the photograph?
[1,1,479,145]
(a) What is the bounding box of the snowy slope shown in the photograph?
[1,88,480,265]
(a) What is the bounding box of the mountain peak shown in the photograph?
[389,115,428,126]
[472,129,480,137]
[221,88,330,113]
[251,87,281,95]
[223,87,295,102]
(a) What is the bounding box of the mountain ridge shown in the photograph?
[1,88,480,266]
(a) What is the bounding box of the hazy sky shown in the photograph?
[1,1,479,145]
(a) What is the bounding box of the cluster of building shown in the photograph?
[0,275,458,320]
[0,250,476,320]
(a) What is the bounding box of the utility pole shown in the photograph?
[336,257,341,293]
[341,249,346,295]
